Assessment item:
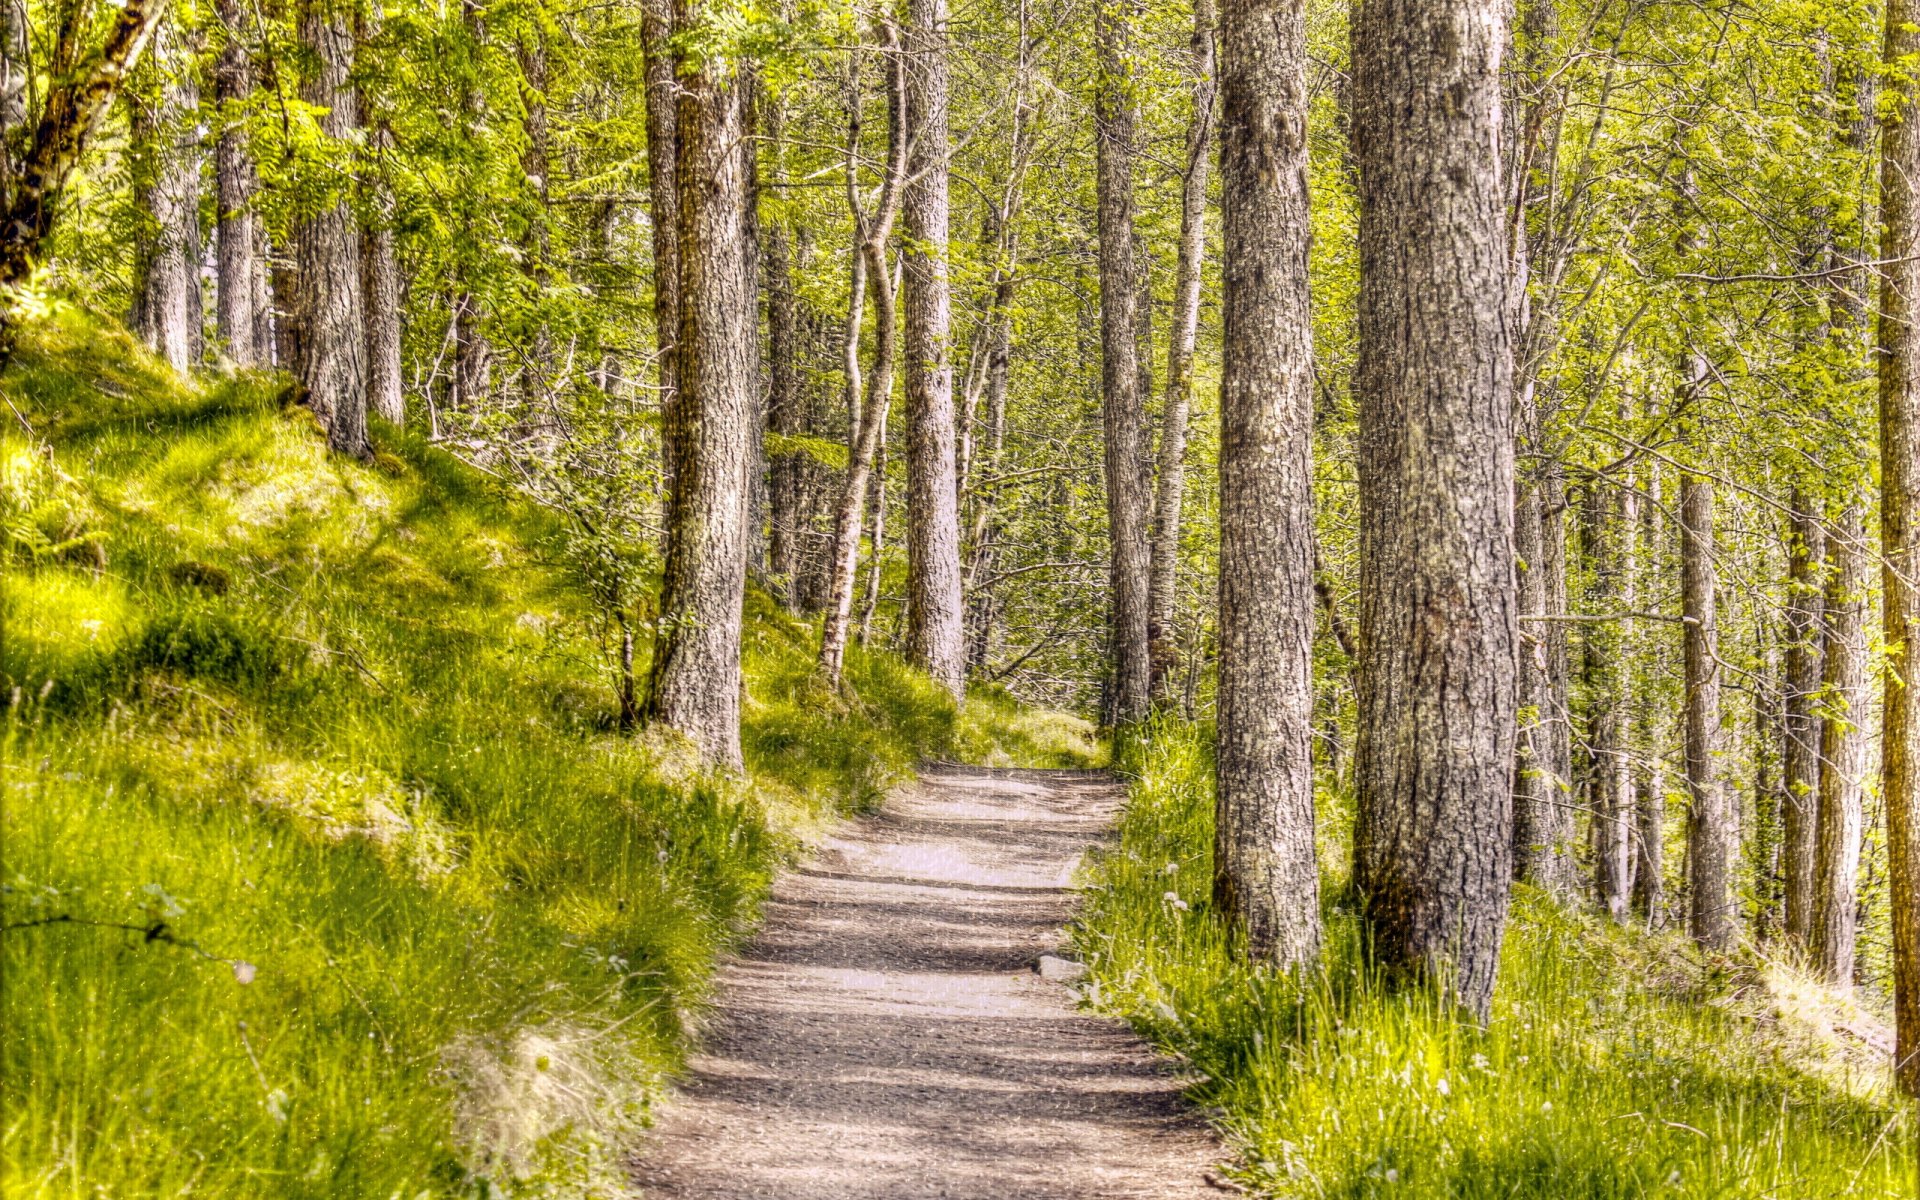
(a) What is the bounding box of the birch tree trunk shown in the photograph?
[900,0,967,700]
[820,40,907,686]
[1212,0,1319,968]
[1351,0,1516,1020]
[1093,0,1152,726]
[1147,0,1216,703]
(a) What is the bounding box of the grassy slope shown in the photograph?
[1077,720,1905,1200]
[0,307,1100,1198]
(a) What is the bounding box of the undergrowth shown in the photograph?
[0,305,1101,1198]
[1075,718,1908,1199]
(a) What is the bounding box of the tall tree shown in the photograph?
[639,0,680,488]
[360,7,401,423]
[1350,0,1516,1018]
[0,0,173,369]
[212,0,264,365]
[1586,480,1633,924]
[1880,0,1920,1094]
[294,0,368,458]
[1781,499,1825,947]
[1092,0,1151,725]
[129,19,202,373]
[819,37,906,687]
[1679,401,1733,951]
[1211,0,1319,968]
[1147,0,1216,702]
[643,0,758,768]
[900,0,967,700]
[762,92,807,607]
[1812,502,1867,985]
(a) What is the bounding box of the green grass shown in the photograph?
[0,304,1100,1198]
[1075,718,1908,1199]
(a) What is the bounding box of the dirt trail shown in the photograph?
[628,765,1224,1199]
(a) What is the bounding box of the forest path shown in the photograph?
[627,765,1224,1199]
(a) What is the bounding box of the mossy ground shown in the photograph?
[1075,719,1908,1199]
[0,305,1101,1198]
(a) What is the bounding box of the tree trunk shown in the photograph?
[295,0,367,459]
[213,0,262,366]
[1350,0,1516,1020]
[0,0,24,146]
[0,0,173,371]
[642,0,757,769]
[1586,482,1632,924]
[448,0,490,412]
[1680,431,1733,950]
[359,6,401,425]
[1879,0,1920,1092]
[900,0,967,700]
[1148,0,1217,704]
[640,0,680,484]
[362,188,403,424]
[1212,0,1320,969]
[1813,504,1867,986]
[1514,463,1574,889]
[130,21,203,374]
[1093,0,1152,726]
[820,37,907,686]
[1782,497,1826,949]
[763,95,807,607]
[1633,466,1665,925]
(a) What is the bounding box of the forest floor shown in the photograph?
[627,765,1224,1199]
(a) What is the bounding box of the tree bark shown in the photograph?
[0,0,24,146]
[1212,0,1319,969]
[1632,466,1665,925]
[295,0,367,459]
[640,0,680,486]
[129,21,203,374]
[0,0,173,370]
[1350,0,1516,1020]
[1679,431,1733,950]
[643,0,757,769]
[1148,0,1216,704]
[448,0,490,411]
[1879,0,1920,1091]
[213,0,263,366]
[900,0,967,700]
[763,94,807,607]
[1585,481,1632,924]
[1093,0,1152,726]
[820,37,907,686]
[1782,497,1826,949]
[1513,464,1574,889]
[359,7,401,424]
[1813,504,1867,986]
[362,177,403,424]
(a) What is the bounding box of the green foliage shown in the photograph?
[1076,719,1906,1199]
[0,308,1092,1198]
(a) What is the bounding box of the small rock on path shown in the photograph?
[627,765,1224,1199]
